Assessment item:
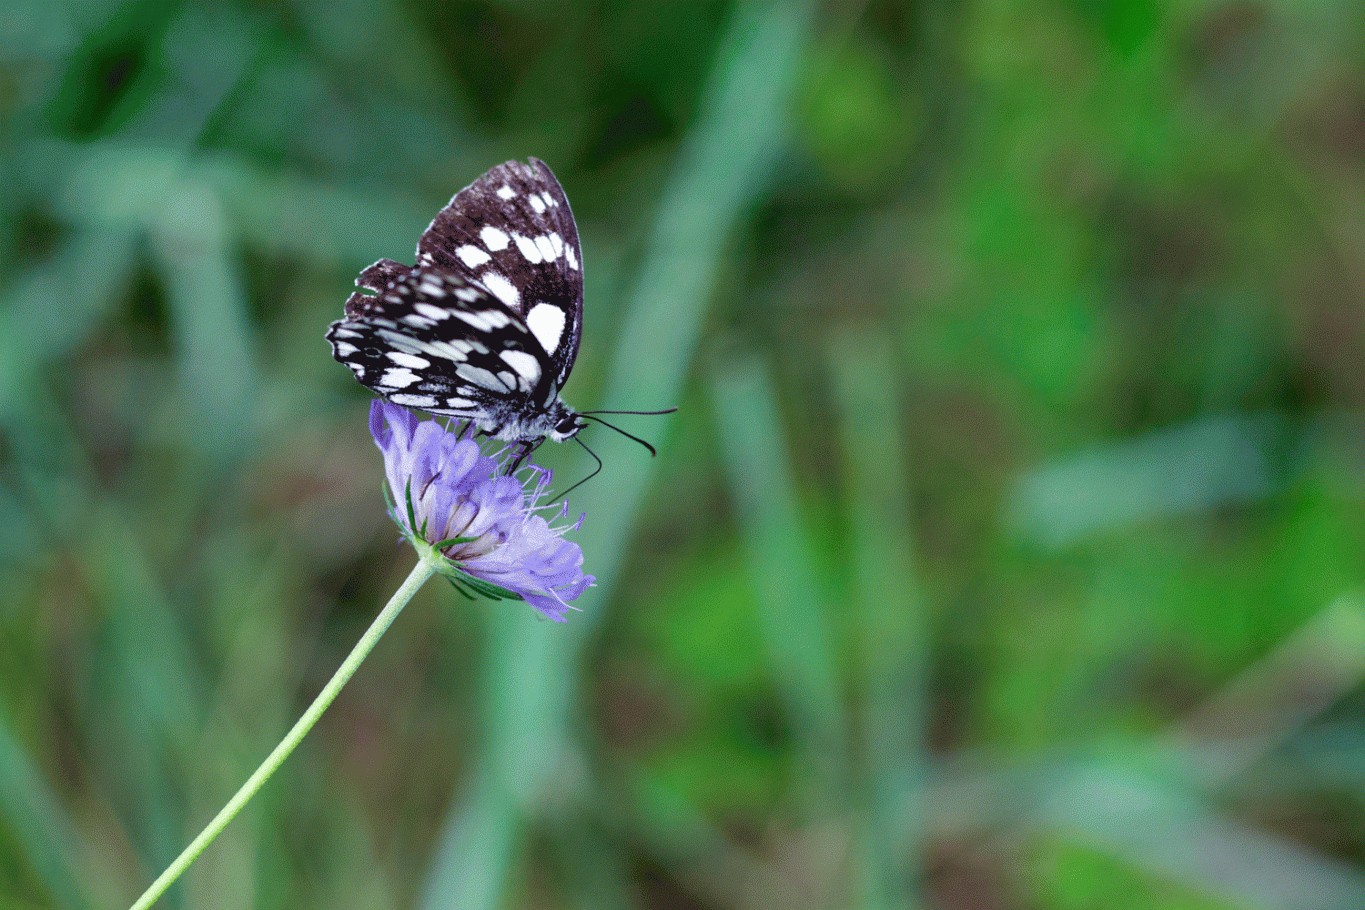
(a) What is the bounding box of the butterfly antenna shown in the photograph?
[580,407,679,416]
[580,413,659,456]
[555,435,604,502]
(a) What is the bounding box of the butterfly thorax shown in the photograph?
[475,394,583,444]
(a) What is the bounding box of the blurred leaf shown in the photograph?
[0,713,100,910]
[635,546,784,813]
[1028,838,1240,910]
[1167,593,1365,786]
[150,178,258,463]
[0,231,140,422]
[711,354,847,794]
[829,331,926,909]
[622,771,808,910]
[1008,414,1292,548]
[1031,767,1365,910]
[798,34,916,190]
[1073,0,1162,59]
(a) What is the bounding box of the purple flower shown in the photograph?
[369,401,593,621]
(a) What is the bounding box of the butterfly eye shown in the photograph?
[556,415,581,436]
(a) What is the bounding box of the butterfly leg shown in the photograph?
[505,440,529,474]
[506,438,545,474]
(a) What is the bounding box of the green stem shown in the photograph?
[129,557,438,910]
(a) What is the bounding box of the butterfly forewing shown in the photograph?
[327,266,557,419]
[415,158,583,388]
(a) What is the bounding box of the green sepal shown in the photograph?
[445,576,476,600]
[404,478,419,533]
[425,555,522,602]
[429,534,479,550]
[382,481,397,519]
[452,571,523,602]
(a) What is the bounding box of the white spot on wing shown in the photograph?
[534,234,557,261]
[457,364,509,391]
[425,340,468,361]
[480,272,520,308]
[529,194,546,214]
[496,184,516,200]
[387,352,430,369]
[500,349,542,385]
[526,303,566,355]
[453,309,511,331]
[381,368,420,389]
[541,191,558,208]
[452,310,492,331]
[334,342,357,357]
[514,233,543,264]
[415,303,451,321]
[390,394,438,408]
[377,329,430,355]
[480,226,510,251]
[456,245,491,268]
[565,244,579,271]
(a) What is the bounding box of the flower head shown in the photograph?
[369,401,593,621]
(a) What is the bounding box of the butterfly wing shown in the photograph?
[326,264,557,420]
[415,158,583,389]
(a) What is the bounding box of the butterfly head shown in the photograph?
[548,408,586,442]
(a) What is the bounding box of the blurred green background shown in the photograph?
[2,0,1363,908]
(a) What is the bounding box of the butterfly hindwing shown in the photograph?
[327,265,556,418]
[415,158,583,388]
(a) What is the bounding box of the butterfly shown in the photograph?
[326,160,589,450]
[328,159,671,470]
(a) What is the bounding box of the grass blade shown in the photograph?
[0,712,99,910]
[1008,413,1290,547]
[710,356,848,792]
[829,331,927,909]
[150,180,258,464]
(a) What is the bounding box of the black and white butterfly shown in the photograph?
[329,159,672,470]
[328,159,596,452]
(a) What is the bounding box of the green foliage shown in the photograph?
[1,0,1362,907]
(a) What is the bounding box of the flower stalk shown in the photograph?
[128,558,438,910]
